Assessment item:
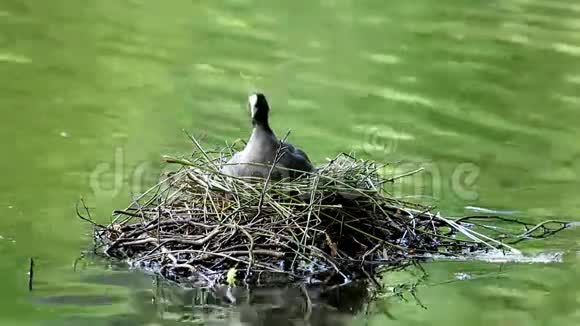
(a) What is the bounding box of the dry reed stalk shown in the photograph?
[84,137,569,287]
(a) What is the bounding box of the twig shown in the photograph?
[28,257,34,292]
[250,130,292,224]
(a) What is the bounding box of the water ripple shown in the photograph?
[372,86,434,108]
[0,52,31,64]
[552,42,580,56]
[363,52,401,65]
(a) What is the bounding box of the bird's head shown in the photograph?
[248,93,270,127]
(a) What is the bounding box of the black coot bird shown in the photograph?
[221,93,314,179]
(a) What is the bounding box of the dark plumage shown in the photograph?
[221,93,314,179]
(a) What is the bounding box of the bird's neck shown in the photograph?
[251,118,272,134]
[250,123,274,137]
[248,123,277,149]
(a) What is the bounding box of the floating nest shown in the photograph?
[83,137,570,288]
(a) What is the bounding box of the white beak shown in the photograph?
[249,94,258,117]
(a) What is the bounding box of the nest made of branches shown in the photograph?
[85,137,570,288]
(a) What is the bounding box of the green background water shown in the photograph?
[1,0,580,324]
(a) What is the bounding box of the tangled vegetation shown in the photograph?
[82,136,569,287]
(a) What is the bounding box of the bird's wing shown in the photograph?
[293,148,311,162]
[278,149,315,174]
[281,141,310,160]
[281,141,296,152]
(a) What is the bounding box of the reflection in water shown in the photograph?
[46,257,429,325]
[54,269,374,325]
[144,281,364,325]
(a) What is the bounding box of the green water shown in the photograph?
[1,0,580,324]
